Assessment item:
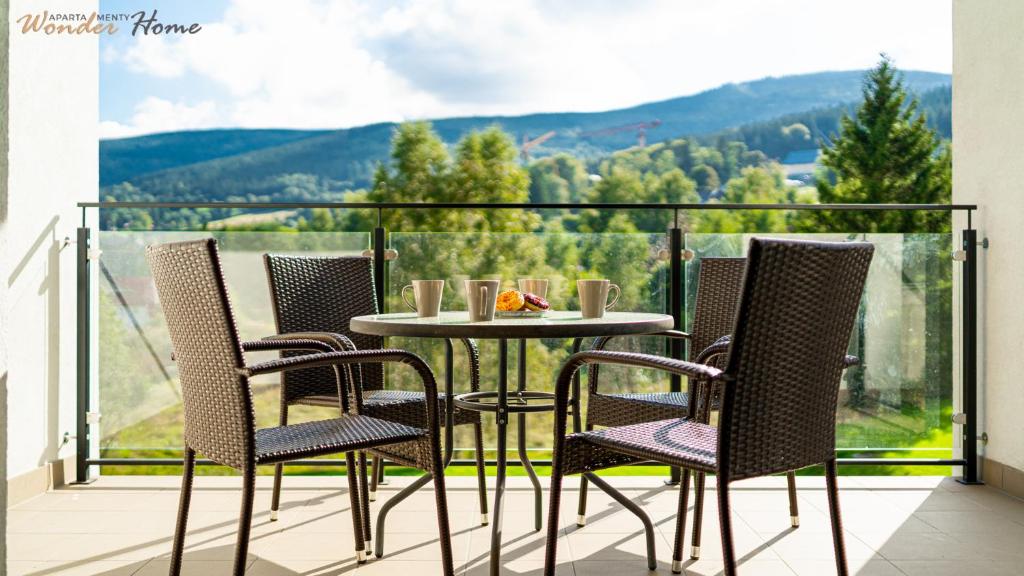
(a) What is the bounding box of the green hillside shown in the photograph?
[99,69,951,208]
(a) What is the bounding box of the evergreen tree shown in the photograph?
[802,56,951,233]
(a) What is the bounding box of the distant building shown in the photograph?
[781,148,821,185]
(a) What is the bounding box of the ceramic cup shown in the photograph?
[465,279,500,322]
[401,279,445,318]
[517,278,549,299]
[577,279,620,319]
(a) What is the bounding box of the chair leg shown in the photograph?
[543,462,565,576]
[690,471,706,560]
[671,469,691,574]
[369,455,382,502]
[345,452,368,563]
[270,405,288,521]
[575,424,593,527]
[358,451,372,549]
[717,474,737,576]
[473,421,490,525]
[787,471,799,527]
[432,471,456,576]
[169,447,195,576]
[825,459,849,576]
[233,467,256,576]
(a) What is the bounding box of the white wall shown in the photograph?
[953,0,1024,472]
[2,0,12,565]
[4,0,98,480]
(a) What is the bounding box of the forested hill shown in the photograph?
[100,69,950,203]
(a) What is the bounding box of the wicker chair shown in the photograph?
[262,254,488,530]
[545,238,874,576]
[147,239,455,576]
[579,257,800,560]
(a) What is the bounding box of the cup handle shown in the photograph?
[606,284,621,310]
[480,286,489,315]
[401,285,417,312]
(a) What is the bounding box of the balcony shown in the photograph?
[0,201,975,575]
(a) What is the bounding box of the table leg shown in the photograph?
[571,338,588,527]
[570,338,584,433]
[517,339,543,532]
[443,339,456,466]
[374,338,457,558]
[490,338,509,576]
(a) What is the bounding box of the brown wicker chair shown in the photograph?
[578,257,800,560]
[545,238,874,576]
[262,255,489,536]
[147,239,455,576]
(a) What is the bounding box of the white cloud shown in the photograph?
[99,97,218,138]
[103,0,952,134]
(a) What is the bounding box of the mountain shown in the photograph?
[100,69,951,203]
[697,84,951,160]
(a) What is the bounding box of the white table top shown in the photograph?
[350,310,674,340]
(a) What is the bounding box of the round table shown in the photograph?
[351,310,674,576]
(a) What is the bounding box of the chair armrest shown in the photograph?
[240,349,442,427]
[260,332,365,405]
[241,337,336,354]
[693,335,860,369]
[173,337,335,361]
[552,350,725,438]
[587,330,692,395]
[261,331,358,352]
[693,335,731,365]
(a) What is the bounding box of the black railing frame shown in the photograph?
[74,201,980,483]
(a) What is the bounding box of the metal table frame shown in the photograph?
[350,311,675,575]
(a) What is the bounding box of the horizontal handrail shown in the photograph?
[78,200,976,212]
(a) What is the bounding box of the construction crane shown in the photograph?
[520,130,556,162]
[579,119,662,148]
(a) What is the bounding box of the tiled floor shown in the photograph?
[7,474,1024,575]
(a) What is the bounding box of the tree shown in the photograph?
[800,56,951,233]
[690,164,720,197]
[697,165,798,233]
[449,127,538,232]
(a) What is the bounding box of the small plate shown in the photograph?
[495,310,548,318]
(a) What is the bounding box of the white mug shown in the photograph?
[577,279,620,319]
[465,279,500,322]
[401,280,445,318]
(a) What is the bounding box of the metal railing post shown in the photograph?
[372,213,388,482]
[667,217,683,485]
[75,226,92,483]
[960,224,981,484]
[373,210,386,310]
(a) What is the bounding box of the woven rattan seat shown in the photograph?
[582,419,717,471]
[148,239,456,576]
[255,415,425,464]
[605,391,688,407]
[544,238,874,576]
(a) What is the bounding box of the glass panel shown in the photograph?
[386,231,669,456]
[96,229,369,468]
[686,233,954,466]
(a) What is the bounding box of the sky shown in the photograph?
[99,0,952,139]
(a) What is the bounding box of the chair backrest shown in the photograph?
[264,255,385,403]
[719,238,873,480]
[689,257,746,363]
[146,239,254,470]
